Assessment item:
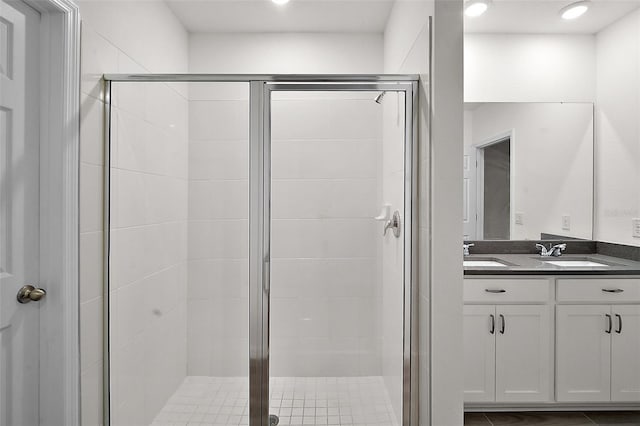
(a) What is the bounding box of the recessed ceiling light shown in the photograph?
[465,0,491,18]
[560,1,590,20]
[272,0,290,5]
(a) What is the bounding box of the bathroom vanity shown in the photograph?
[463,252,640,411]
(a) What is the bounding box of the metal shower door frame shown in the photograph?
[102,74,418,426]
[252,80,418,426]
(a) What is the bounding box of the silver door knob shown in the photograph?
[17,285,47,304]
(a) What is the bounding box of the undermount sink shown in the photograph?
[544,260,609,267]
[539,257,611,268]
[463,258,509,267]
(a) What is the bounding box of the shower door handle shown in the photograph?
[263,257,270,293]
[383,210,401,238]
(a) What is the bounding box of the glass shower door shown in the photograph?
[262,83,416,426]
[105,76,416,426]
[107,81,251,426]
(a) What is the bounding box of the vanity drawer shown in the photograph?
[557,278,640,303]
[464,279,551,303]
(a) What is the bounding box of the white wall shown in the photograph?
[465,34,596,103]
[78,2,188,425]
[189,33,383,73]
[384,1,431,422]
[384,0,431,73]
[468,103,594,240]
[384,4,433,415]
[596,8,640,246]
[384,1,465,426]
[429,1,464,424]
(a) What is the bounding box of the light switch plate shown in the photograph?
[562,215,571,231]
[633,218,640,238]
[515,213,524,225]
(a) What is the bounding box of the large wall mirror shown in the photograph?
[463,102,594,241]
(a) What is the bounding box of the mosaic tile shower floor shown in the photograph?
[152,376,400,426]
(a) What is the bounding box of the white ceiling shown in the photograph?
[166,0,396,33]
[464,0,640,34]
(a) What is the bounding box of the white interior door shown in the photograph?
[0,1,41,424]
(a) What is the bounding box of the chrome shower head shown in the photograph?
[374,91,386,104]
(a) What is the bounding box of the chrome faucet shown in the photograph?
[536,243,567,257]
[463,243,474,256]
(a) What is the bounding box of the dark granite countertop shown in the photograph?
[463,253,640,276]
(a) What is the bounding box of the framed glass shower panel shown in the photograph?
[259,82,417,426]
[104,81,251,426]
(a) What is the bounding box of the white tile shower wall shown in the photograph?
[270,92,383,377]
[110,82,189,425]
[186,88,385,378]
[185,30,386,379]
[186,83,250,377]
[78,2,189,424]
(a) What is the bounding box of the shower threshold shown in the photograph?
[151,376,400,426]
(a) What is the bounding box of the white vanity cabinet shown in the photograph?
[556,304,611,401]
[611,305,640,402]
[463,278,553,403]
[464,273,640,409]
[464,305,496,402]
[556,278,640,403]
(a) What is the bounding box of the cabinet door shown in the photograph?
[464,305,496,402]
[611,305,640,402]
[556,305,611,402]
[495,305,552,402]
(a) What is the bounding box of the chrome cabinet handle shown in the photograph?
[499,314,505,334]
[485,289,506,294]
[602,288,624,293]
[615,314,622,334]
[489,314,495,334]
[605,314,612,334]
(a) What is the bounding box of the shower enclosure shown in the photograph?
[103,75,418,426]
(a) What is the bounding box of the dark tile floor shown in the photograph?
[464,411,640,426]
